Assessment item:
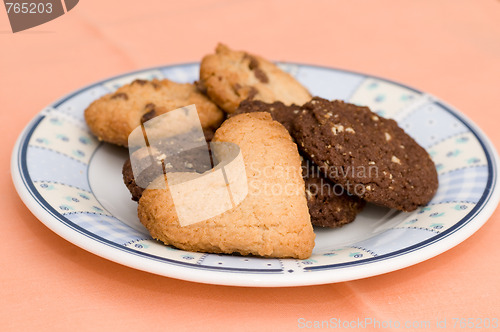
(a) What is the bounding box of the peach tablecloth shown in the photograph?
[2,1,500,330]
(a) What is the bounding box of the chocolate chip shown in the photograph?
[133,79,148,86]
[141,103,157,124]
[247,86,258,100]
[195,80,207,94]
[152,81,161,90]
[141,110,156,124]
[111,92,128,100]
[254,68,269,83]
[232,83,242,96]
[242,53,268,83]
[244,53,260,70]
[248,57,259,70]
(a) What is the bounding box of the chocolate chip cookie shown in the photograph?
[199,43,311,113]
[85,78,225,147]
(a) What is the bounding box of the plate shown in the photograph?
[11,63,500,287]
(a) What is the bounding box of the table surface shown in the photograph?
[2,0,500,330]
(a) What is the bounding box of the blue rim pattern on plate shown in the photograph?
[12,63,499,285]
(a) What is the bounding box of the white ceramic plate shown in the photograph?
[11,63,500,287]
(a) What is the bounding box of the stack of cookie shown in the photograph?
[84,44,438,259]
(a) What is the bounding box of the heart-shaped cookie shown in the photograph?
[138,112,315,259]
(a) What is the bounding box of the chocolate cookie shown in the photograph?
[303,159,366,228]
[294,97,438,212]
[234,99,365,227]
[122,158,144,201]
[232,99,300,132]
[85,78,225,147]
[122,130,214,201]
[199,44,311,113]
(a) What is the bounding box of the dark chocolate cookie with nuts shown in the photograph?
[234,99,366,227]
[302,159,366,228]
[199,43,311,114]
[84,78,224,147]
[294,97,438,212]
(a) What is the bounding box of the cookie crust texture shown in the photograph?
[138,112,315,259]
[199,43,311,114]
[84,78,224,147]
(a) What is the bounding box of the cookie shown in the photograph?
[303,159,366,228]
[124,148,365,228]
[122,158,144,201]
[124,152,366,228]
[123,130,214,202]
[234,99,366,227]
[138,112,315,259]
[199,43,311,113]
[294,97,438,212]
[84,79,225,147]
[231,99,300,132]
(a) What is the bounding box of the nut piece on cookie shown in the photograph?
[84,79,225,147]
[199,43,312,113]
[138,112,315,259]
[294,97,438,212]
